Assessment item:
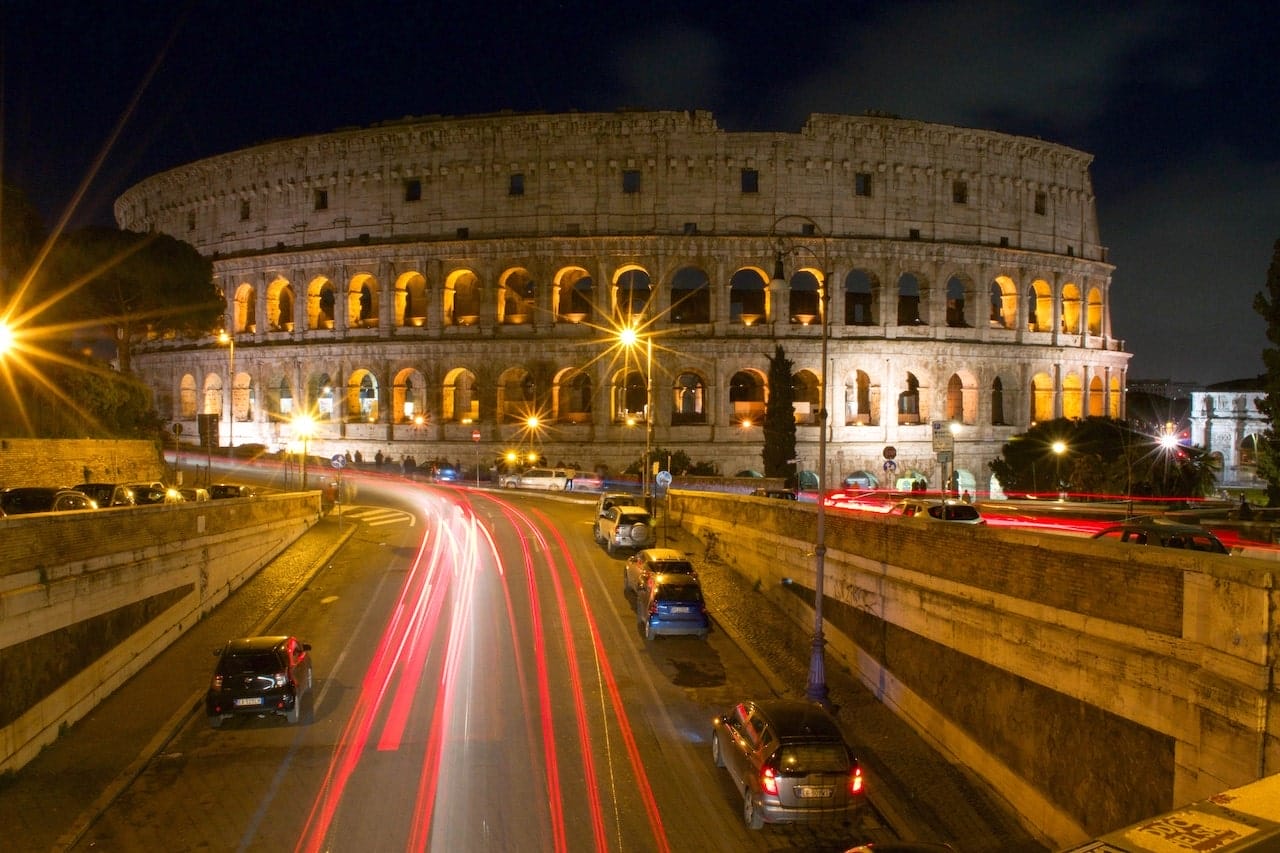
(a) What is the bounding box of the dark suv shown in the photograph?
[206,635,313,727]
[712,699,865,829]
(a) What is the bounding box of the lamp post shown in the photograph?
[619,323,653,508]
[1052,440,1067,500]
[294,414,315,491]
[218,330,235,450]
[769,214,831,708]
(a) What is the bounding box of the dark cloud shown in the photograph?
[3,0,1278,383]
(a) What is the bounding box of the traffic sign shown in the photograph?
[931,421,955,453]
[655,470,673,489]
[331,454,346,469]
[471,429,481,442]
[883,459,898,472]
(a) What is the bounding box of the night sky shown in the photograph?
[4,0,1278,385]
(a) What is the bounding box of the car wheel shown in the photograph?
[606,541,616,556]
[286,702,300,725]
[629,524,649,547]
[623,570,631,594]
[208,714,223,729]
[712,732,724,767]
[744,789,764,830]
[644,620,657,643]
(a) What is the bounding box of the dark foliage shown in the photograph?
[1251,238,1280,505]
[762,344,797,479]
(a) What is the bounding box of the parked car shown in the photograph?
[205,635,313,727]
[179,487,212,502]
[72,482,137,508]
[1091,518,1229,554]
[508,466,572,491]
[752,487,798,500]
[0,486,98,514]
[712,698,866,829]
[636,573,710,641]
[845,844,956,852]
[129,482,184,505]
[593,491,636,538]
[888,498,984,524]
[417,460,460,483]
[595,504,654,555]
[624,547,696,596]
[208,483,256,500]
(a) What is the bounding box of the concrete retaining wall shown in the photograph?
[670,490,1280,847]
[0,493,322,775]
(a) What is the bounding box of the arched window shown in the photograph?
[728,269,766,325]
[897,372,922,424]
[945,276,968,327]
[789,270,820,324]
[672,372,706,424]
[897,274,923,325]
[991,377,1006,425]
[845,271,875,326]
[670,267,710,324]
[443,368,478,423]
[729,370,766,424]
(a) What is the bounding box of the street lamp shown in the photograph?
[619,323,653,507]
[769,214,831,708]
[1052,440,1067,500]
[218,330,235,450]
[294,414,315,491]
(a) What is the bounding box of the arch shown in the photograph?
[1240,433,1261,467]
[897,371,926,425]
[554,267,593,322]
[348,273,378,328]
[991,376,1007,425]
[1030,372,1054,423]
[945,274,972,327]
[1061,282,1082,334]
[897,273,925,325]
[1062,371,1083,419]
[1108,374,1122,418]
[498,366,536,423]
[553,367,592,423]
[202,372,223,415]
[308,276,337,329]
[308,373,336,420]
[670,266,711,324]
[442,367,478,422]
[269,375,294,419]
[1088,374,1105,417]
[179,374,198,418]
[1027,278,1052,331]
[499,268,536,325]
[792,368,820,425]
[989,275,1017,329]
[1086,286,1103,335]
[266,277,294,331]
[844,369,878,426]
[233,282,256,333]
[231,368,253,423]
[445,269,481,325]
[392,367,428,423]
[672,371,707,424]
[789,269,822,325]
[844,269,878,326]
[612,366,647,424]
[728,268,767,325]
[613,266,652,320]
[398,271,428,327]
[346,369,379,422]
[944,374,963,422]
[728,369,766,425]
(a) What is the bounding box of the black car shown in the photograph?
[1091,518,1229,554]
[208,483,256,500]
[712,699,865,829]
[0,486,98,514]
[206,635,313,726]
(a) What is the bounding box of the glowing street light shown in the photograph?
[1052,440,1068,500]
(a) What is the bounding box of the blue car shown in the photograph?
[636,574,710,641]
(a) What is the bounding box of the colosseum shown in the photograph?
[117,109,1129,492]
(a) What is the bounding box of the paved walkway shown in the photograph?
[0,507,1047,853]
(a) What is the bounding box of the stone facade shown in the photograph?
[117,110,1130,485]
[1190,380,1268,491]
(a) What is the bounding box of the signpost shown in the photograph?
[472,428,482,486]
[932,421,955,496]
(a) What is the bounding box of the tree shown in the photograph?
[989,416,1218,501]
[1252,238,1280,505]
[1,182,46,293]
[41,228,221,373]
[762,344,797,480]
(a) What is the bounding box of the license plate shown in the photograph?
[669,606,692,614]
[234,696,265,707]
[796,786,833,799]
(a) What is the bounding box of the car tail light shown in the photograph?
[648,600,658,616]
[274,671,287,688]
[849,765,864,795]
[761,766,779,796]
[212,674,224,690]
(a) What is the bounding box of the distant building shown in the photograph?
[1188,377,1267,492]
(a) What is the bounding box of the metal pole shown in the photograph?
[228,337,234,450]
[644,335,653,510]
[807,273,831,708]
[302,438,308,491]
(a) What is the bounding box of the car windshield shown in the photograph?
[777,743,850,774]
[219,651,282,675]
[656,584,702,603]
[652,561,694,574]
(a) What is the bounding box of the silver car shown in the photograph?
[623,547,695,596]
[712,699,866,829]
[595,504,654,555]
